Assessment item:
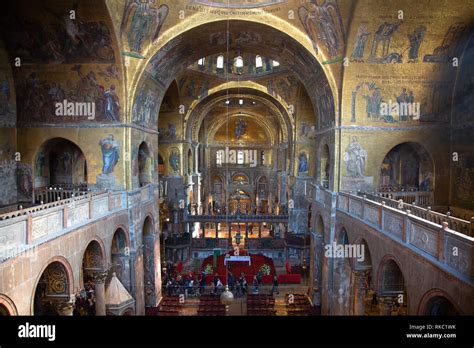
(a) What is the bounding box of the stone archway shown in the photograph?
[33,260,74,316]
[377,257,407,316]
[379,142,434,192]
[35,138,87,190]
[418,289,462,316]
[138,142,152,187]
[111,228,132,293]
[80,239,107,316]
[0,294,17,316]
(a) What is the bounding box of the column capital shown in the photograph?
[84,269,109,284]
[56,301,75,316]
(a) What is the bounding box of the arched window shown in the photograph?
[198,57,205,66]
[255,55,263,68]
[216,55,224,69]
[234,56,244,68]
[272,60,280,67]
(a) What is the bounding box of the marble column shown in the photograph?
[85,269,109,316]
[352,269,369,316]
[379,296,396,316]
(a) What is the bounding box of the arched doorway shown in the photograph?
[380,142,434,192]
[138,142,152,187]
[378,258,407,316]
[35,138,87,189]
[111,228,132,292]
[143,216,158,308]
[33,261,72,315]
[79,240,107,316]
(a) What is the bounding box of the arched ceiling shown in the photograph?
[133,19,333,130]
[184,86,294,143]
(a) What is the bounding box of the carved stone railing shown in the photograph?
[314,185,335,207]
[356,191,472,236]
[34,187,91,205]
[186,214,288,223]
[377,190,434,206]
[338,192,474,283]
[0,183,157,262]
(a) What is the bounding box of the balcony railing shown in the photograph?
[338,192,474,283]
[34,186,91,205]
[0,184,158,262]
[186,214,289,223]
[377,189,434,206]
[355,191,472,236]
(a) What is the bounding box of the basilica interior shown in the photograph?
[0,0,472,317]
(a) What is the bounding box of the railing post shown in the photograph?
[63,204,68,229]
[89,193,93,219]
[438,222,448,262]
[362,195,366,219]
[403,210,410,243]
[26,214,33,244]
[108,190,112,211]
[380,201,385,229]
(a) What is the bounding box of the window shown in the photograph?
[261,150,265,165]
[198,58,205,66]
[273,60,280,67]
[217,55,224,69]
[237,150,244,164]
[234,56,244,68]
[216,150,224,166]
[256,55,263,68]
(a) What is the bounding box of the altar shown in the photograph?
[224,255,251,266]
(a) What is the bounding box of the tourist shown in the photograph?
[253,275,259,294]
[228,272,235,292]
[199,274,206,295]
[271,275,279,295]
[256,270,263,285]
[188,278,194,297]
[216,278,223,295]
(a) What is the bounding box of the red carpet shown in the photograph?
[201,250,276,285]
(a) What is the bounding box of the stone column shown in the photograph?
[85,270,108,316]
[379,296,396,316]
[215,223,219,238]
[352,269,368,316]
[258,223,262,238]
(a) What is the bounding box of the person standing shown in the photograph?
[253,275,259,294]
[271,275,279,295]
